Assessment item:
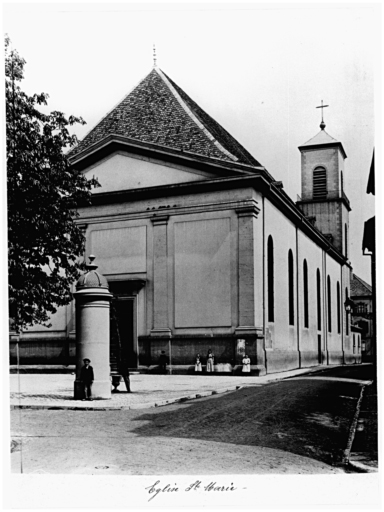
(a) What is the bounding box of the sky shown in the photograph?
[3,2,379,284]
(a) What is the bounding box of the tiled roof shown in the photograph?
[351,273,372,297]
[69,67,262,167]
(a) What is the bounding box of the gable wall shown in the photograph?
[83,152,217,194]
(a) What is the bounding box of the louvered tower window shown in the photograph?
[313,166,327,199]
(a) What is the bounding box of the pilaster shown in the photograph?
[235,202,265,372]
[150,215,171,336]
[235,202,260,328]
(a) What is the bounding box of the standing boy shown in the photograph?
[80,358,94,400]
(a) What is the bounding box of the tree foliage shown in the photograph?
[6,36,96,332]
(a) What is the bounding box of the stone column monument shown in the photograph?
[73,255,112,400]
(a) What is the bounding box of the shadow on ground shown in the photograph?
[129,379,361,466]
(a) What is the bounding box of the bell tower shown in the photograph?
[296,104,351,257]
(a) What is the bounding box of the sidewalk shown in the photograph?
[10,365,331,410]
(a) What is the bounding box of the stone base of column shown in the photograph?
[74,379,111,400]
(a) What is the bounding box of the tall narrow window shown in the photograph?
[345,287,349,335]
[303,260,309,328]
[316,269,321,330]
[327,275,332,332]
[345,224,348,258]
[288,250,294,325]
[337,282,341,334]
[341,171,344,194]
[313,166,327,199]
[267,236,274,322]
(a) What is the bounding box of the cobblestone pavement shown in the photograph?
[9,366,328,410]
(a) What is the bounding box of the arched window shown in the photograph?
[303,260,309,328]
[345,224,348,258]
[337,282,341,334]
[316,269,321,330]
[313,166,327,199]
[267,236,274,322]
[288,250,294,325]
[327,275,332,332]
[345,287,349,335]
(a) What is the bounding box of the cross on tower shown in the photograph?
[316,100,329,130]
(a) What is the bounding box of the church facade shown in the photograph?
[10,66,361,374]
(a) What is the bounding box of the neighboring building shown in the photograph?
[351,273,373,361]
[10,65,361,373]
[362,151,376,363]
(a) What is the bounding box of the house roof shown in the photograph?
[351,273,372,297]
[69,67,262,167]
[367,149,375,195]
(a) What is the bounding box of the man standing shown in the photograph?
[80,358,94,400]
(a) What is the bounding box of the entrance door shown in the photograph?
[110,297,137,369]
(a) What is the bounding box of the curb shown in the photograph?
[348,460,378,473]
[10,385,241,411]
[342,379,378,473]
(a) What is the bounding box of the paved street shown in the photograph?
[9,365,375,475]
[9,366,329,410]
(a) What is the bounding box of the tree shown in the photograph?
[6,36,97,332]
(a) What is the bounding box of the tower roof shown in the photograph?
[301,129,339,147]
[69,67,262,167]
[299,129,347,158]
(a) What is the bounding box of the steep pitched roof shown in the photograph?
[69,67,262,167]
[351,273,372,297]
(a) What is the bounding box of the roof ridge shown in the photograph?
[155,68,238,162]
[69,67,263,166]
[163,71,261,167]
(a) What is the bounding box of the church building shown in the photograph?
[10,65,361,374]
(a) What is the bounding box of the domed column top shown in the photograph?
[76,255,109,291]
